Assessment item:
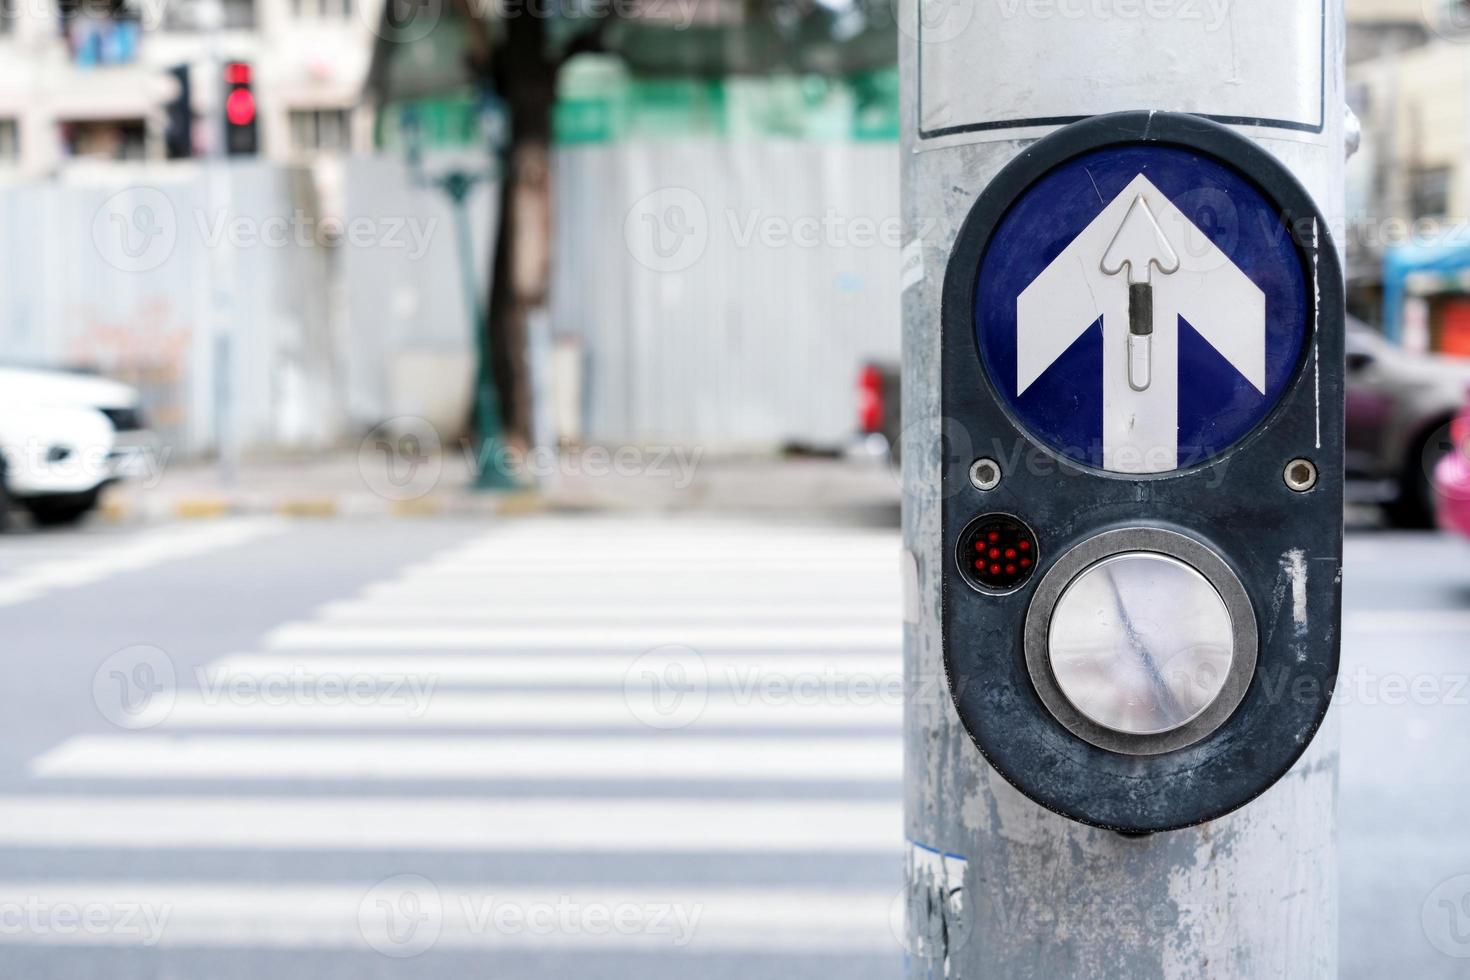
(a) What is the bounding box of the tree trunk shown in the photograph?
[486,18,557,448]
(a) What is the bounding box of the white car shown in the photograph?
[0,366,152,528]
[0,405,116,527]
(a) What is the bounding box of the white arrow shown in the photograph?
[1100,195,1179,392]
[1017,175,1266,475]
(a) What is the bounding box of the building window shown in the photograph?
[291,0,352,18]
[290,108,353,155]
[160,0,256,31]
[0,119,18,162]
[61,118,146,160]
[1410,166,1452,221]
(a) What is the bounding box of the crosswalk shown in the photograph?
[5,517,907,972]
[0,519,282,607]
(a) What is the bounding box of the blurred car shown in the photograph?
[854,362,902,464]
[855,319,1470,528]
[1345,318,1470,527]
[0,404,117,528]
[0,364,152,482]
[1434,394,1470,539]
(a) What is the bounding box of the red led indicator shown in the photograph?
[959,515,1039,592]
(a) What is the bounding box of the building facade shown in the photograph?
[0,0,377,177]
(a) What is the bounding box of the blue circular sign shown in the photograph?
[975,144,1310,474]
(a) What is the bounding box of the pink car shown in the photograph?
[1435,397,1470,538]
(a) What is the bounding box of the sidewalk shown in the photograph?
[100,448,904,526]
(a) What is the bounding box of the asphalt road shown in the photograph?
[0,515,1464,978]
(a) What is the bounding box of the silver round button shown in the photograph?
[1047,552,1234,736]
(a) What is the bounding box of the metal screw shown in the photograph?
[1284,458,1318,493]
[970,457,1002,491]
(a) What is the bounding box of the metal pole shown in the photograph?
[202,0,237,486]
[400,107,515,491]
[899,5,1346,977]
[443,173,515,490]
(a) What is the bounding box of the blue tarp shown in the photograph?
[1383,242,1470,343]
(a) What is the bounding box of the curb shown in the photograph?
[99,490,558,524]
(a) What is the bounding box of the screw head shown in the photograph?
[969,457,1002,491]
[1284,458,1318,493]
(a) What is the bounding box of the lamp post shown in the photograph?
[401,103,517,491]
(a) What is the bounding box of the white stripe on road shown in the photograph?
[204,652,900,686]
[0,796,899,852]
[0,881,897,952]
[361,575,899,599]
[316,599,901,624]
[161,690,902,729]
[1345,610,1470,633]
[264,623,901,651]
[0,520,282,607]
[30,735,903,782]
[441,525,896,544]
[402,559,897,576]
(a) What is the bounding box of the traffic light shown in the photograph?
[163,64,192,160]
[939,112,1344,834]
[223,61,257,156]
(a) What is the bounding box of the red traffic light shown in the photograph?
[225,88,256,127]
[224,62,252,85]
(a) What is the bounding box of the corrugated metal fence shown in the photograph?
[0,142,897,456]
[0,157,489,457]
[0,162,340,455]
[551,140,902,448]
